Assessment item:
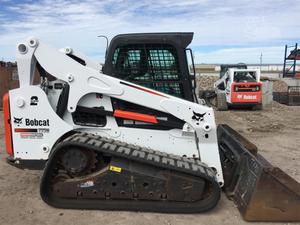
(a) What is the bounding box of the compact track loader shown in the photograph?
[200,64,263,111]
[214,68,262,110]
[2,34,300,222]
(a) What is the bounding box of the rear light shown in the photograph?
[3,93,13,155]
[233,85,260,92]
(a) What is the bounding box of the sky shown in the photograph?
[0,0,299,64]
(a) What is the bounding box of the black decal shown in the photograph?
[13,117,23,126]
[24,118,50,127]
[192,111,206,121]
[30,96,39,106]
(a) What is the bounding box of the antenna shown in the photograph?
[97,35,109,59]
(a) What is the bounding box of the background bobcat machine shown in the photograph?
[214,67,262,110]
[3,33,299,222]
[201,64,263,111]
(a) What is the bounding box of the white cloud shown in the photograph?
[0,0,299,63]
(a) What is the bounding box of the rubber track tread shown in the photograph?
[40,132,221,213]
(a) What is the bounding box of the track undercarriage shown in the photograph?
[40,132,221,213]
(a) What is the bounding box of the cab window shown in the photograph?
[111,44,184,98]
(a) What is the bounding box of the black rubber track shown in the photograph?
[40,132,221,213]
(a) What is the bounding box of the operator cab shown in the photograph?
[233,71,257,83]
[216,68,261,91]
[219,63,247,78]
[102,33,197,102]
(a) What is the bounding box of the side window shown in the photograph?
[148,49,179,80]
[225,77,229,85]
[111,44,183,98]
[225,77,231,91]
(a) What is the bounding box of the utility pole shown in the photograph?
[260,53,263,71]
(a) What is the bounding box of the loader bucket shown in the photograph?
[217,124,300,222]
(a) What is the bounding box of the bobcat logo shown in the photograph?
[30,96,38,106]
[13,117,23,126]
[192,111,206,121]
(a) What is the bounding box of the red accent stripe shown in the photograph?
[113,110,158,124]
[14,128,38,133]
[3,93,13,156]
[133,86,167,97]
[120,81,167,98]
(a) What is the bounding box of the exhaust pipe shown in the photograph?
[217,124,300,222]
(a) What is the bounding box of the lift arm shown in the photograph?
[15,37,224,185]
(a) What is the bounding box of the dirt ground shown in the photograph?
[0,102,299,225]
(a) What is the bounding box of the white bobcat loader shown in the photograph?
[214,68,262,110]
[2,34,299,222]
